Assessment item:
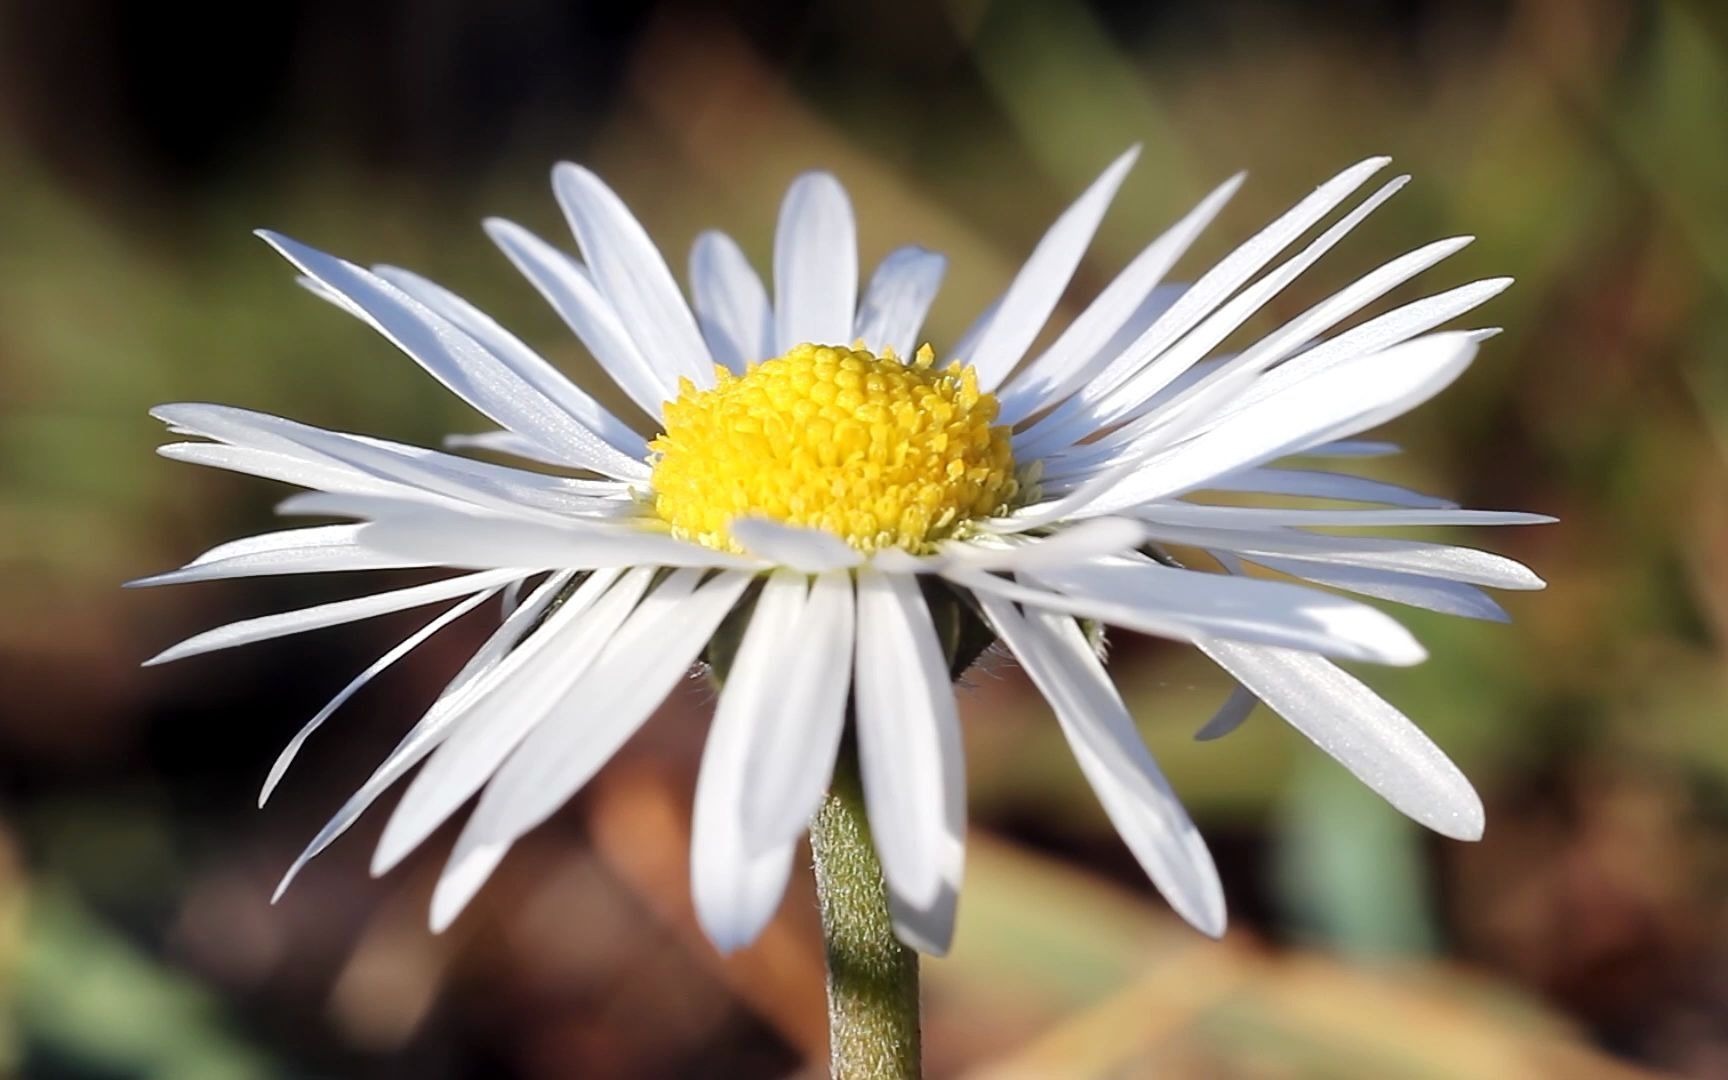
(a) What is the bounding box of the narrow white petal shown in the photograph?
[484,217,680,416]
[372,569,646,874]
[1015,157,1393,451]
[276,487,636,526]
[968,147,1140,391]
[157,403,617,520]
[1304,439,1402,459]
[854,247,946,359]
[1197,640,1485,840]
[1082,332,1480,514]
[691,571,810,950]
[940,518,1148,571]
[1099,219,1465,438]
[1103,220,1467,434]
[852,567,965,913]
[551,164,715,389]
[740,570,855,850]
[1132,504,1555,529]
[156,441,404,500]
[1223,278,1514,421]
[1194,683,1259,741]
[429,570,752,925]
[1027,176,1418,457]
[981,596,1224,935]
[145,569,522,666]
[774,172,858,351]
[428,846,510,932]
[127,525,429,587]
[270,572,573,900]
[373,264,649,463]
[1027,560,1427,665]
[256,231,641,477]
[1248,557,1511,622]
[357,511,760,571]
[1207,467,1457,509]
[997,170,1242,422]
[260,589,497,807]
[951,561,1427,666]
[1133,524,1546,590]
[444,429,622,471]
[729,516,863,572]
[690,230,772,374]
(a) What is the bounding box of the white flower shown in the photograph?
[137,148,1548,955]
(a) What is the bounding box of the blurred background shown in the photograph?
[0,0,1724,1076]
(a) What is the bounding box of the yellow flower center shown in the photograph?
[649,342,1020,554]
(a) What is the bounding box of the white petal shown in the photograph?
[739,570,855,850]
[372,568,647,874]
[551,164,715,389]
[774,172,858,351]
[997,170,1241,422]
[689,230,773,374]
[1223,278,1514,421]
[1015,157,1393,451]
[1206,467,1457,509]
[357,511,760,571]
[429,570,752,928]
[854,247,946,359]
[256,231,641,478]
[444,430,615,470]
[952,561,1427,666]
[1132,504,1555,529]
[852,567,965,913]
[1248,557,1511,622]
[1194,684,1259,741]
[260,588,497,807]
[156,403,615,520]
[729,516,862,572]
[1099,221,1467,435]
[144,568,522,666]
[968,147,1140,391]
[270,572,573,900]
[484,217,680,417]
[939,517,1148,571]
[980,596,1224,935]
[1197,640,1484,840]
[373,264,649,463]
[1303,439,1401,458]
[127,524,428,587]
[1133,524,1546,590]
[691,571,811,950]
[1082,332,1481,514]
[156,441,403,500]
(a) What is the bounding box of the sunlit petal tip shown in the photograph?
[270,856,312,905]
[1192,903,1228,940]
[428,846,505,933]
[1429,792,1487,842]
[269,875,294,906]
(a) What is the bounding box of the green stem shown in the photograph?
[809,740,921,1079]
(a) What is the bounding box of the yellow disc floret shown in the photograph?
[649,342,1019,554]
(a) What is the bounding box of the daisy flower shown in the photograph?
[137,148,1547,955]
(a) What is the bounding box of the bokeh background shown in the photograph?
[1,0,1724,1076]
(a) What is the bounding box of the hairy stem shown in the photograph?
[809,740,921,1079]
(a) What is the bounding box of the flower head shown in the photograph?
[137,148,1548,954]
